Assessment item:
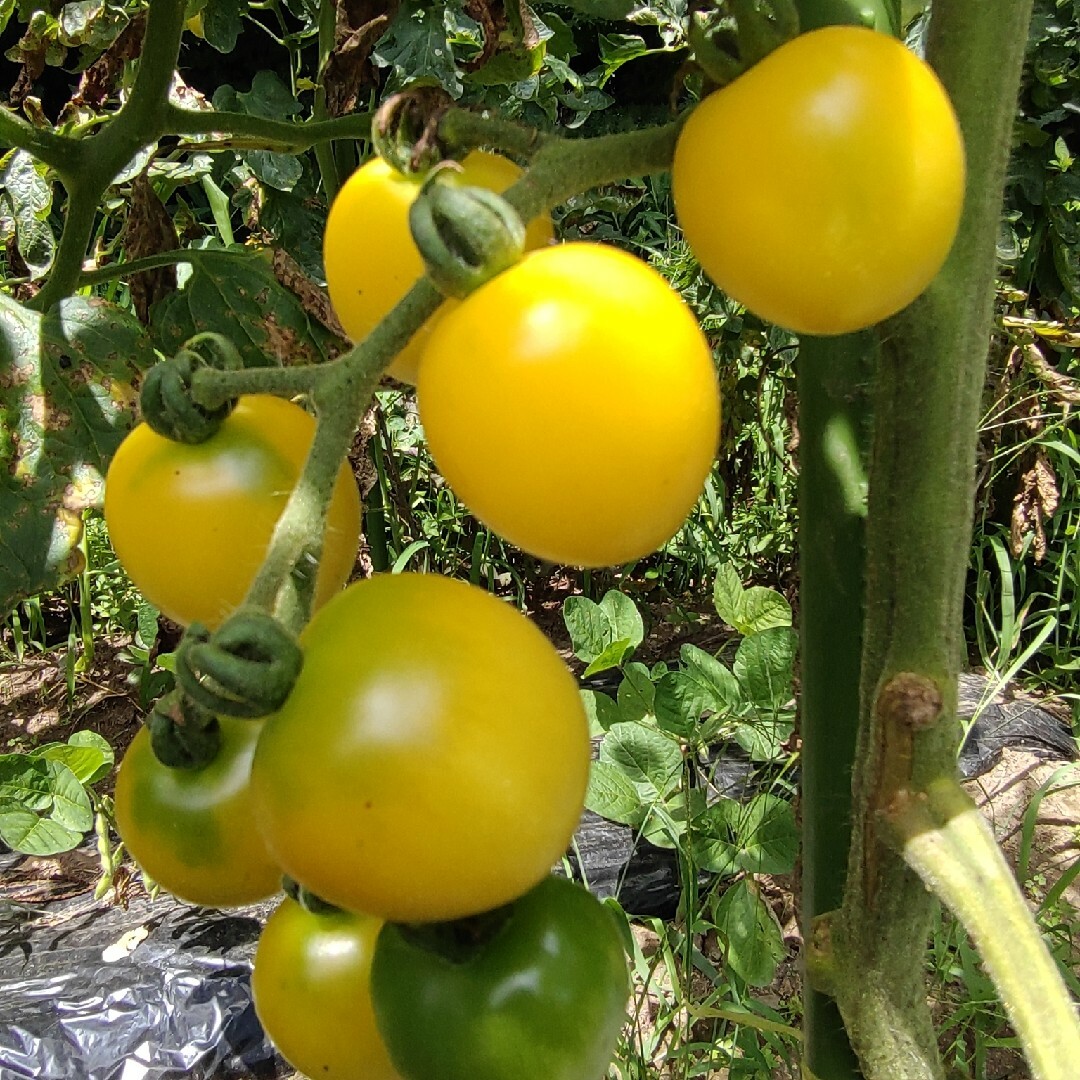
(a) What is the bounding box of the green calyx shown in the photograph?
[409,170,526,299]
[140,333,243,444]
[689,0,800,88]
[372,86,455,175]
[282,875,345,916]
[147,689,222,770]
[176,611,304,718]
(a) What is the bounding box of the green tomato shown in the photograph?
[371,876,630,1080]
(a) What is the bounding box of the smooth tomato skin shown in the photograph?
[672,26,966,335]
[417,242,720,567]
[251,573,590,923]
[104,395,361,629]
[371,876,630,1080]
[253,897,402,1080]
[323,151,554,384]
[113,716,281,907]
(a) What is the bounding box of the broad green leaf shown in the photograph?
[641,787,705,849]
[0,754,55,812]
[713,880,787,987]
[44,759,93,832]
[654,645,741,739]
[0,293,153,609]
[581,689,622,736]
[583,637,633,678]
[202,0,244,52]
[733,627,797,709]
[35,734,112,786]
[733,716,794,763]
[691,794,797,876]
[600,721,682,803]
[617,661,655,721]
[0,809,81,856]
[713,563,792,635]
[563,591,643,667]
[151,249,346,369]
[585,761,645,826]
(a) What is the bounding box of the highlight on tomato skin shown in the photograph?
[671,25,967,336]
[249,571,592,924]
[252,896,403,1080]
[415,241,721,568]
[323,150,554,384]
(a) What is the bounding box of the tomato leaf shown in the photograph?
[712,880,787,987]
[1,149,55,278]
[150,248,346,370]
[0,292,153,610]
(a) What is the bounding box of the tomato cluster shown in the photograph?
[103,24,966,1080]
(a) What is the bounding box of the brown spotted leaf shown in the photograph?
[122,172,180,324]
[150,248,346,368]
[0,293,156,610]
[1011,449,1060,562]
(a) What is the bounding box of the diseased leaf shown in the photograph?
[151,248,346,369]
[373,1,462,97]
[0,292,154,609]
[1,149,55,278]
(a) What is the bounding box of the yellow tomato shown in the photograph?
[324,151,554,383]
[672,26,966,335]
[417,242,720,567]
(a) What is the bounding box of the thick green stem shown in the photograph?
[832,3,1036,1077]
[312,0,342,200]
[0,106,81,178]
[798,333,876,1080]
[892,779,1080,1080]
[168,106,372,150]
[240,277,443,624]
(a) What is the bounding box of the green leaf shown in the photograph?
[691,794,797,876]
[585,760,645,826]
[151,249,346,370]
[583,637,634,677]
[641,787,705,850]
[374,1,463,98]
[36,732,113,786]
[551,0,636,17]
[713,880,787,987]
[0,809,81,856]
[600,721,683,803]
[0,293,154,610]
[713,563,792,635]
[563,590,643,667]
[1,149,55,278]
[654,643,742,738]
[581,689,622,736]
[202,0,244,52]
[44,759,93,832]
[732,716,794,763]
[616,661,655,721]
[0,754,55,812]
[733,627,797,709]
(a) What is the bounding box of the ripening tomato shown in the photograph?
[323,151,554,384]
[104,394,361,629]
[253,896,402,1080]
[671,26,966,335]
[416,242,720,567]
[250,572,590,923]
[114,716,281,907]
